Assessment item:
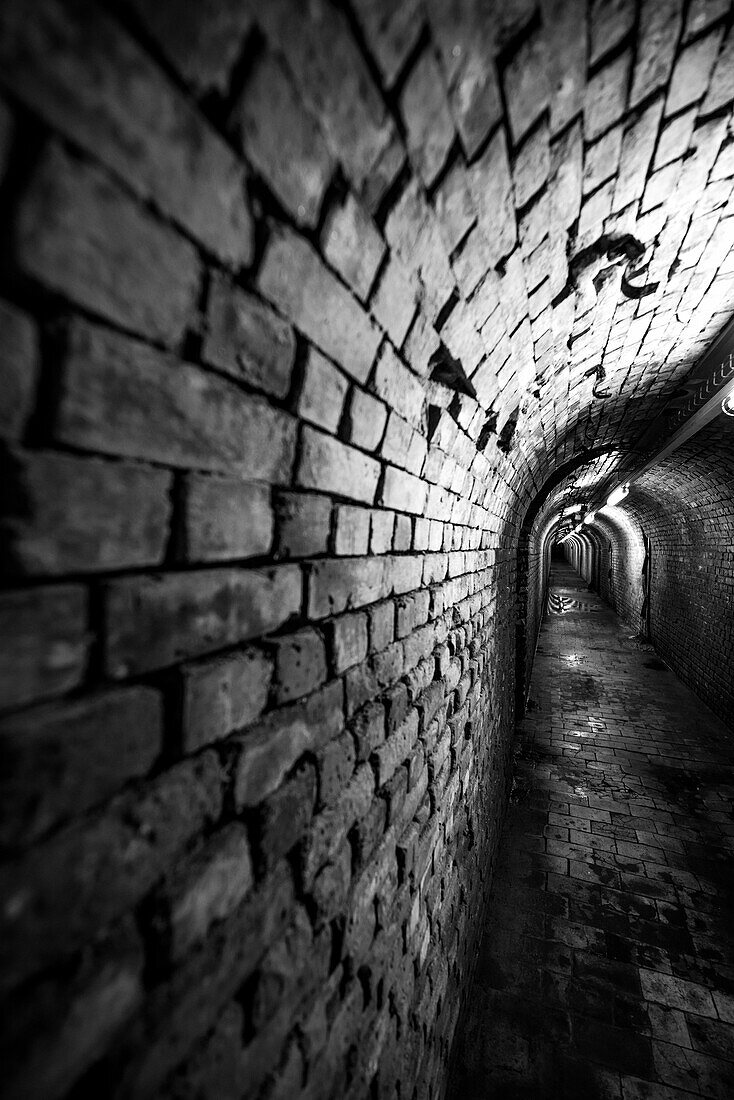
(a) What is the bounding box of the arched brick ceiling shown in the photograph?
[614,414,734,524]
[562,415,734,555]
[5,0,733,533]
[194,0,734,525]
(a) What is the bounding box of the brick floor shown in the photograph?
[449,561,734,1100]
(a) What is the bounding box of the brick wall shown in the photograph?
[632,421,734,728]
[519,515,556,708]
[567,419,734,727]
[0,4,527,1097]
[3,1,734,1096]
[596,512,646,630]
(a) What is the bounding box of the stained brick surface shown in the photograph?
[1,1,734,1098]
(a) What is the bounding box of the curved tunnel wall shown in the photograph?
[564,417,734,727]
[2,3,734,1099]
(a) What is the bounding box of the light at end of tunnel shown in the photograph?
[723,393,734,417]
[606,483,630,507]
[583,511,596,525]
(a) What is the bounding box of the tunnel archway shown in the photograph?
[566,414,734,725]
[1,2,734,1098]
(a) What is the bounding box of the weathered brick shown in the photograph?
[379,466,429,516]
[0,686,162,847]
[232,680,344,809]
[55,320,296,482]
[322,193,386,301]
[0,0,253,266]
[703,24,734,114]
[629,0,684,107]
[1,448,172,575]
[396,591,431,640]
[104,565,302,677]
[389,554,425,595]
[371,510,396,554]
[275,492,332,559]
[331,612,370,674]
[394,514,413,551]
[254,759,317,868]
[503,29,550,144]
[612,97,664,214]
[346,641,404,716]
[513,120,550,208]
[466,128,516,266]
[370,254,418,348]
[255,0,395,189]
[123,860,294,1098]
[343,830,397,959]
[385,682,410,734]
[427,0,503,158]
[249,906,328,1034]
[333,505,371,556]
[272,628,328,704]
[549,120,583,229]
[583,127,623,196]
[360,129,407,214]
[317,732,357,809]
[234,46,334,228]
[434,162,476,255]
[308,556,386,618]
[203,274,296,400]
[258,226,381,384]
[589,0,636,66]
[0,585,88,712]
[369,601,396,653]
[541,0,587,134]
[381,413,428,476]
[666,26,724,116]
[351,0,423,88]
[149,823,254,963]
[310,839,353,926]
[0,751,224,990]
[298,347,349,434]
[298,426,381,505]
[181,647,273,753]
[382,766,409,827]
[351,701,387,763]
[352,797,388,871]
[346,388,389,452]
[372,344,425,430]
[299,762,375,887]
[654,109,696,171]
[400,49,454,188]
[16,143,199,345]
[371,710,419,787]
[584,52,631,141]
[0,299,38,441]
[182,475,273,563]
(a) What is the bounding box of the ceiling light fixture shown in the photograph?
[723,393,734,417]
[606,483,630,507]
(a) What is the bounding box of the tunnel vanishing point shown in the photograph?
[1,1,734,1098]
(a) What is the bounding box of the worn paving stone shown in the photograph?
[449,560,734,1099]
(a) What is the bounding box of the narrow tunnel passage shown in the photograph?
[2,2,734,1097]
[450,558,734,1099]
